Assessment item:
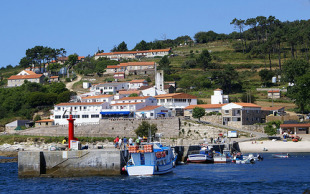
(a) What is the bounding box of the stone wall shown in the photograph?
[20,117,180,138]
[200,115,222,124]
[18,150,124,177]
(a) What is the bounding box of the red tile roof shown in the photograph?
[50,76,59,79]
[107,65,122,69]
[111,102,142,106]
[24,70,36,75]
[118,90,141,95]
[139,86,153,90]
[126,62,155,66]
[233,103,261,108]
[268,90,280,93]
[35,119,54,123]
[8,74,43,80]
[129,79,147,83]
[280,123,310,128]
[184,104,226,110]
[56,102,104,106]
[117,96,150,100]
[154,93,197,99]
[214,88,222,91]
[81,95,113,99]
[137,106,161,111]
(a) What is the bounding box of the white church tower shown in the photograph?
[155,69,164,92]
[211,88,229,104]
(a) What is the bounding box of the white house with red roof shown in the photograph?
[53,102,109,125]
[115,90,141,99]
[17,70,37,76]
[136,106,172,119]
[81,94,114,103]
[129,79,148,90]
[221,103,269,126]
[155,93,197,109]
[100,96,157,118]
[7,73,45,87]
[90,82,129,95]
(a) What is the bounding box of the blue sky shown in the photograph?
[0,0,309,68]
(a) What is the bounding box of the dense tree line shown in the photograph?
[0,81,73,120]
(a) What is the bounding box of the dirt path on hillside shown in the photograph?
[66,75,82,91]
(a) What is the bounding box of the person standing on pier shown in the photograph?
[118,138,123,149]
[123,137,127,149]
[129,137,133,145]
[114,136,119,148]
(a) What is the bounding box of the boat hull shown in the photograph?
[187,154,213,163]
[213,156,231,163]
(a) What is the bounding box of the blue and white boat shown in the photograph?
[125,142,177,176]
[187,144,213,163]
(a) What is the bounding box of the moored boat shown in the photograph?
[187,145,213,163]
[125,142,177,176]
[213,151,232,163]
[272,153,290,158]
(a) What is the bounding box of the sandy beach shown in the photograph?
[239,140,310,153]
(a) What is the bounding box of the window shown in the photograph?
[63,115,69,119]
[225,110,229,114]
[82,115,89,118]
[72,115,80,118]
[57,107,60,110]
[151,113,154,116]
[91,114,99,118]
[55,115,61,119]
[84,106,87,110]
[74,107,77,110]
[160,99,165,103]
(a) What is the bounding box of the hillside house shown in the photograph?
[90,82,129,95]
[221,103,269,127]
[7,74,45,87]
[129,79,148,90]
[155,93,197,116]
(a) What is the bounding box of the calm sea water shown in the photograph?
[1,153,310,194]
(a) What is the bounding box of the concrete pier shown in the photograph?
[18,149,128,178]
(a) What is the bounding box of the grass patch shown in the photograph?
[0,135,115,145]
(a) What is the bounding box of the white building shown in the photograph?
[100,96,157,118]
[155,93,197,111]
[211,89,229,104]
[53,102,109,125]
[140,86,166,97]
[90,82,129,95]
[81,94,114,103]
[136,106,172,119]
[129,79,148,90]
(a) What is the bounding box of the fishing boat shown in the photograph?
[272,153,290,158]
[213,150,232,163]
[187,144,213,163]
[125,142,177,176]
